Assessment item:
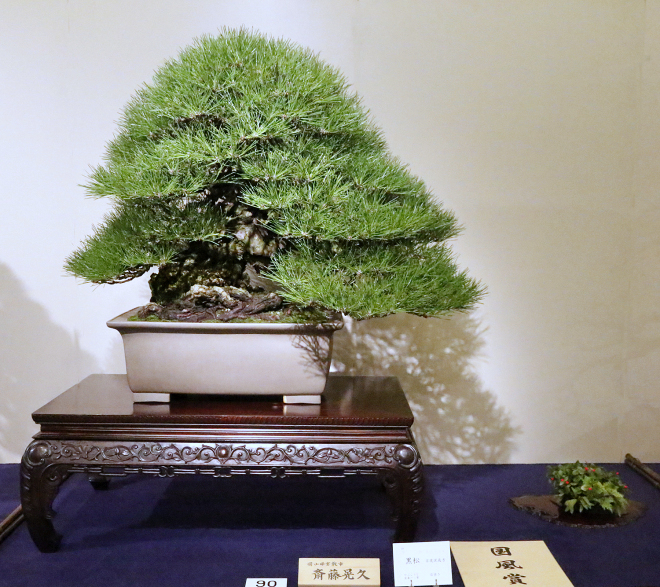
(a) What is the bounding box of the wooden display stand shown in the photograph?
[20,374,423,552]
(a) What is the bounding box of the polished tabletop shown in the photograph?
[33,374,413,428]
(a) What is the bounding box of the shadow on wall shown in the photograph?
[0,263,99,462]
[332,312,518,464]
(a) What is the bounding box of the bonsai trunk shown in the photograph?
[144,182,288,322]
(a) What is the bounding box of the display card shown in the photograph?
[392,541,452,586]
[451,541,574,587]
[298,558,380,587]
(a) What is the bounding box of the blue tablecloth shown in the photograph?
[0,463,658,586]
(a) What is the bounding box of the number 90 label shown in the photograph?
[246,579,287,587]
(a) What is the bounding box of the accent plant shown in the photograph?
[65,29,484,323]
[548,461,629,516]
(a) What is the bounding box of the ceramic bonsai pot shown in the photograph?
[107,309,343,403]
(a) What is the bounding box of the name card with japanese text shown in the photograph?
[392,541,452,586]
[298,558,380,587]
[451,541,574,587]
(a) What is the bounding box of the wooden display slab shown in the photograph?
[20,374,423,552]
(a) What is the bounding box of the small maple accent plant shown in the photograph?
[65,29,483,323]
[548,461,629,516]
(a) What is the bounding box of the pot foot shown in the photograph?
[283,394,321,404]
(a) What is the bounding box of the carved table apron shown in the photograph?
[21,374,423,552]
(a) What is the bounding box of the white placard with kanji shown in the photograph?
[392,541,452,586]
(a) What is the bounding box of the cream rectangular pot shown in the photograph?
[108,309,343,403]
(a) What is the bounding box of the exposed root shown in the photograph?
[137,290,284,322]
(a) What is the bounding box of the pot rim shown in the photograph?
[107,307,344,335]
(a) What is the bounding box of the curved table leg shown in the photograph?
[381,444,424,542]
[20,441,69,552]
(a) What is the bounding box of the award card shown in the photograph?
[451,541,574,587]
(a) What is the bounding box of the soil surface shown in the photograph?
[510,495,645,528]
[134,286,334,324]
[137,292,285,322]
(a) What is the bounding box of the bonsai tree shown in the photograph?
[548,462,629,516]
[66,29,484,322]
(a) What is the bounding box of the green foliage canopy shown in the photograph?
[66,29,484,319]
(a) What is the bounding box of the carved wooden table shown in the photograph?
[21,374,423,552]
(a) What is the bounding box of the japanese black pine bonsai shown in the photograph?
[66,29,484,322]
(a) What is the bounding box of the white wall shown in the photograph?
[1,0,658,464]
